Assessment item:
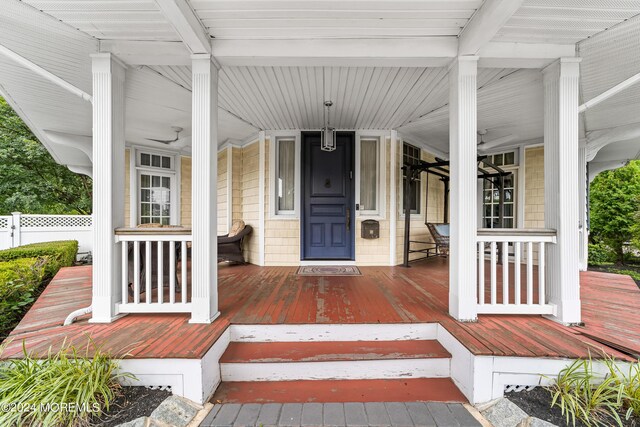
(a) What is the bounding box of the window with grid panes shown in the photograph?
[482,173,516,228]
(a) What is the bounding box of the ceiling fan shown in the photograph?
[477,129,519,152]
[146,126,183,144]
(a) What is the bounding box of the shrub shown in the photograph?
[0,257,46,338]
[0,241,78,278]
[589,242,617,265]
[0,341,135,427]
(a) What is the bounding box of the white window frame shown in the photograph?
[399,139,425,220]
[477,148,520,229]
[130,146,181,227]
[355,131,386,219]
[269,131,301,219]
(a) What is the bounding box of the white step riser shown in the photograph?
[221,358,451,382]
[229,323,439,342]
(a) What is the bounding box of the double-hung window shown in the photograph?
[136,150,177,225]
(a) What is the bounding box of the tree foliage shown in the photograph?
[0,96,92,215]
[589,160,640,264]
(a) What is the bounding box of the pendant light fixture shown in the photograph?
[321,100,336,152]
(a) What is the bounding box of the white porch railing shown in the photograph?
[0,212,93,252]
[476,229,557,315]
[115,228,192,314]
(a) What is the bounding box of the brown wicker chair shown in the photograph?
[218,224,253,264]
[426,223,450,257]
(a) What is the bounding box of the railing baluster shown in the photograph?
[158,241,164,304]
[181,241,187,303]
[133,241,140,304]
[490,241,497,305]
[502,241,509,305]
[538,242,545,305]
[527,241,533,305]
[514,242,521,305]
[478,241,485,305]
[169,241,176,304]
[145,241,152,304]
[121,242,128,305]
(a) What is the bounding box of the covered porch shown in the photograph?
[5,259,639,360]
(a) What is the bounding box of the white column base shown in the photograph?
[189,310,221,325]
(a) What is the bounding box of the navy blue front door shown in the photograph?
[302,132,355,260]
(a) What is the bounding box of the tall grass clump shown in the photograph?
[0,340,134,427]
[547,355,640,426]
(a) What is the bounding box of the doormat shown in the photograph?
[297,266,362,276]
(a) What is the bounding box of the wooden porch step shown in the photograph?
[220,340,450,363]
[211,378,467,404]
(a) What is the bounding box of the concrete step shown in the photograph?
[220,340,451,381]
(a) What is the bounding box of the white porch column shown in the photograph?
[578,144,588,271]
[543,58,582,324]
[190,54,220,324]
[91,53,126,323]
[448,56,479,322]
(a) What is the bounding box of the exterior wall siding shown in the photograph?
[241,142,260,264]
[122,140,545,267]
[524,146,545,228]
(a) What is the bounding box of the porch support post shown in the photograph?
[542,58,582,324]
[90,53,126,323]
[448,56,479,322]
[389,130,398,266]
[578,144,588,271]
[190,54,220,324]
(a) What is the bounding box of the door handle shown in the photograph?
[346,208,351,231]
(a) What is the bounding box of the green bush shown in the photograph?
[0,241,78,278]
[0,257,46,339]
[589,242,617,265]
[0,341,135,427]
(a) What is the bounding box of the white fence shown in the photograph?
[476,229,556,315]
[0,212,93,253]
[115,229,192,314]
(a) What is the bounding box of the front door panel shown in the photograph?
[302,132,354,260]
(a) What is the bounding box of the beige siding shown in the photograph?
[124,149,131,227]
[180,156,191,227]
[524,147,545,228]
[354,138,391,265]
[232,147,243,223]
[217,149,228,233]
[241,142,260,264]
[264,138,301,265]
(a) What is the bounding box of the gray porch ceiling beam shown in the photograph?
[153,0,211,55]
[99,39,573,68]
[458,0,525,55]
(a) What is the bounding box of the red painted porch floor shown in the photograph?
[2,258,640,361]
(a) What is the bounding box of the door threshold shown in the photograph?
[300,260,356,266]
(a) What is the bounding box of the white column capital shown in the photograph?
[91,52,127,73]
[448,56,479,73]
[542,57,581,79]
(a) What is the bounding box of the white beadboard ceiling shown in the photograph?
[492,0,640,44]
[189,0,481,39]
[1,0,639,168]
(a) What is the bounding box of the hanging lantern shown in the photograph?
[321,101,336,152]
